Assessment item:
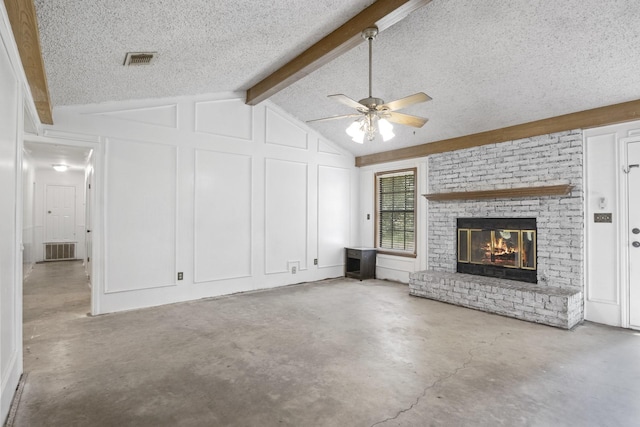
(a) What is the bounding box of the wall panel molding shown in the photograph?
[193,149,252,283]
[195,99,253,140]
[317,165,350,268]
[104,138,178,293]
[265,107,308,150]
[87,104,178,129]
[317,137,343,155]
[264,158,308,274]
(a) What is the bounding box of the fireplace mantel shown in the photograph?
[422,184,573,201]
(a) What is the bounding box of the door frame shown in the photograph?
[24,131,103,316]
[619,135,640,329]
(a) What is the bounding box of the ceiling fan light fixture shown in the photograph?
[307,26,430,144]
[346,120,365,144]
[378,118,395,142]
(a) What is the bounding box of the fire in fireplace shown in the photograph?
[457,218,537,283]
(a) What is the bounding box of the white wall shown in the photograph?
[359,159,428,283]
[22,150,36,277]
[0,3,28,421]
[47,93,359,314]
[33,168,86,261]
[584,120,640,328]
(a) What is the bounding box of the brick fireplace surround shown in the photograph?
[409,130,584,329]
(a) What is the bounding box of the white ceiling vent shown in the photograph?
[123,52,156,66]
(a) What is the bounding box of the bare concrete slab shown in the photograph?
[14,261,640,426]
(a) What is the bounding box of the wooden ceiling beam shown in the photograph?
[4,0,53,124]
[355,99,640,167]
[245,0,431,106]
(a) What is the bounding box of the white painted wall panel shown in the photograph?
[0,27,21,423]
[265,159,307,273]
[265,107,308,149]
[583,120,640,327]
[93,104,178,128]
[195,99,252,140]
[106,139,177,292]
[317,137,342,155]
[22,152,36,277]
[585,133,619,304]
[318,166,350,268]
[194,150,252,282]
[47,94,357,315]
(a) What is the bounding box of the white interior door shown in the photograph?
[627,141,640,329]
[45,185,76,242]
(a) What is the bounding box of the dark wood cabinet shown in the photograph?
[345,247,376,280]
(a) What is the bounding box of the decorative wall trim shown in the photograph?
[88,104,178,129]
[264,158,309,274]
[423,185,574,201]
[317,137,342,155]
[41,129,101,143]
[265,106,308,150]
[193,149,253,283]
[103,138,178,294]
[194,99,253,140]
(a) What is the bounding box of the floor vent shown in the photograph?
[44,243,76,261]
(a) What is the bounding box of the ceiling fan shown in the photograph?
[307,26,431,144]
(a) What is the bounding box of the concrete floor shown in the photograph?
[13,261,640,426]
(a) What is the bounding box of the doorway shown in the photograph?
[22,140,94,305]
[626,139,640,329]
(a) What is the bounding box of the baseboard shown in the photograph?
[1,350,21,425]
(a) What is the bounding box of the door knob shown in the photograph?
[633,241,640,248]
[633,228,640,234]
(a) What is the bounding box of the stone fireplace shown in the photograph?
[408,130,585,329]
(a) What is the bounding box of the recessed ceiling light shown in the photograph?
[52,164,68,172]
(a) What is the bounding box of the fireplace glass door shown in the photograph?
[457,218,537,283]
[469,229,521,268]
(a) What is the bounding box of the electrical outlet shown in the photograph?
[314,258,318,265]
[367,214,370,220]
[292,266,297,274]
[177,272,183,280]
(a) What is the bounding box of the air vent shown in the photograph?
[123,52,156,66]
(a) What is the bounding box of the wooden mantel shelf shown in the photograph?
[423,184,574,201]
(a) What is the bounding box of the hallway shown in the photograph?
[12,261,640,426]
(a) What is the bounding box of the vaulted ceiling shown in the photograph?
[29,0,640,157]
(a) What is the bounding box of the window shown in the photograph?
[375,168,416,256]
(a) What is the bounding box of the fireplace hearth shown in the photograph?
[457,218,537,283]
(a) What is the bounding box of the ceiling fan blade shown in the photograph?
[381,92,432,112]
[328,94,367,110]
[306,113,362,123]
[386,112,428,128]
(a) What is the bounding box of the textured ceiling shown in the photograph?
[34,0,640,157]
[34,0,374,105]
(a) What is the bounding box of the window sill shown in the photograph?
[376,249,417,259]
